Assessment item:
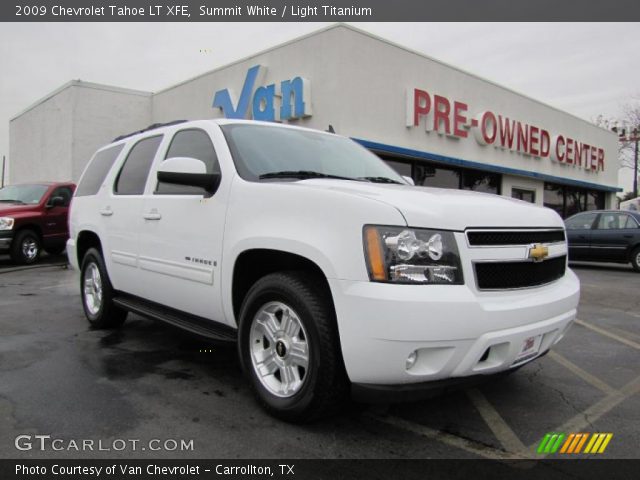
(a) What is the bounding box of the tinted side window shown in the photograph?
[75,144,124,197]
[623,215,639,229]
[565,213,597,230]
[596,212,626,230]
[115,136,163,195]
[49,187,73,207]
[156,129,220,195]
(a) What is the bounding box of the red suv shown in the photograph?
[0,182,76,264]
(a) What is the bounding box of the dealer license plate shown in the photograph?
[513,334,542,364]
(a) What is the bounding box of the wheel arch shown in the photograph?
[230,248,334,327]
[76,230,103,266]
[12,223,43,242]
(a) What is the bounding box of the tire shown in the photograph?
[631,246,640,272]
[10,229,41,265]
[80,248,127,329]
[238,271,348,423]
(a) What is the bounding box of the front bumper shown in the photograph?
[351,355,543,403]
[0,231,13,251]
[329,269,579,386]
[66,238,78,270]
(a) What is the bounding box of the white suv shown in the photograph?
[68,119,580,421]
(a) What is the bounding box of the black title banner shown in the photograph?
[3,0,640,22]
[1,459,639,480]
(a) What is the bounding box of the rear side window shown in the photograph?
[156,129,220,195]
[115,136,163,195]
[75,144,124,197]
[596,212,627,230]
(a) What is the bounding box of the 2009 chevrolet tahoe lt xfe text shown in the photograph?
[67,119,580,422]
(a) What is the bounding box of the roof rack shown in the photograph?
[113,120,188,142]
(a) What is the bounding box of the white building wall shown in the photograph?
[71,83,152,180]
[152,25,619,194]
[9,81,152,184]
[9,87,74,183]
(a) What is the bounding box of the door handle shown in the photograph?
[143,212,162,221]
[623,234,633,238]
[99,208,113,217]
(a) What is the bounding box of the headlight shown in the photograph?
[363,225,463,284]
[0,217,14,231]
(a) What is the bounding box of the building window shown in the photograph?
[543,183,564,216]
[512,188,536,203]
[381,154,500,194]
[586,191,605,211]
[414,164,460,189]
[565,187,587,217]
[544,182,606,218]
[384,159,412,179]
[461,170,500,194]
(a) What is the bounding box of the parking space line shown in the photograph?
[603,325,640,343]
[466,388,528,455]
[368,413,526,460]
[528,374,640,450]
[575,319,640,351]
[547,350,617,395]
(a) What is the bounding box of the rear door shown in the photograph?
[137,125,228,322]
[564,212,598,260]
[590,212,632,262]
[103,135,164,295]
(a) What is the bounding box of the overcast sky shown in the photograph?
[1,22,639,191]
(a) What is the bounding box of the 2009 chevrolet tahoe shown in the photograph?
[67,119,580,422]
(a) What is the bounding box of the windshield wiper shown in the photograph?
[0,199,24,204]
[358,176,403,184]
[259,170,357,181]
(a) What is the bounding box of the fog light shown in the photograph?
[406,351,417,370]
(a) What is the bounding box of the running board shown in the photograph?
[113,294,237,343]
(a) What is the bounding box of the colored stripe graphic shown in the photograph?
[537,433,566,454]
[584,433,613,454]
[538,433,613,455]
[560,433,575,453]
[567,433,585,453]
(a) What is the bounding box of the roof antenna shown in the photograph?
[326,124,335,134]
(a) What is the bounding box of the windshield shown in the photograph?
[0,184,49,205]
[221,124,406,184]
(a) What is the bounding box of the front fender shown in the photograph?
[220,177,406,326]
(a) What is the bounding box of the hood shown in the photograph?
[289,180,564,230]
[0,203,38,216]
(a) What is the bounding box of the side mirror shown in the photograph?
[157,157,221,196]
[47,196,65,208]
[402,176,415,186]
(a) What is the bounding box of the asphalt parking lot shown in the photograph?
[0,256,639,460]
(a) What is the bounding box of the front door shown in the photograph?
[42,185,74,245]
[137,127,228,323]
[564,212,598,261]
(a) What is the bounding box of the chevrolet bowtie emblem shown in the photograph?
[528,244,549,262]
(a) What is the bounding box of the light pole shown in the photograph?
[612,125,639,199]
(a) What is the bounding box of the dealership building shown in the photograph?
[9,24,619,217]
